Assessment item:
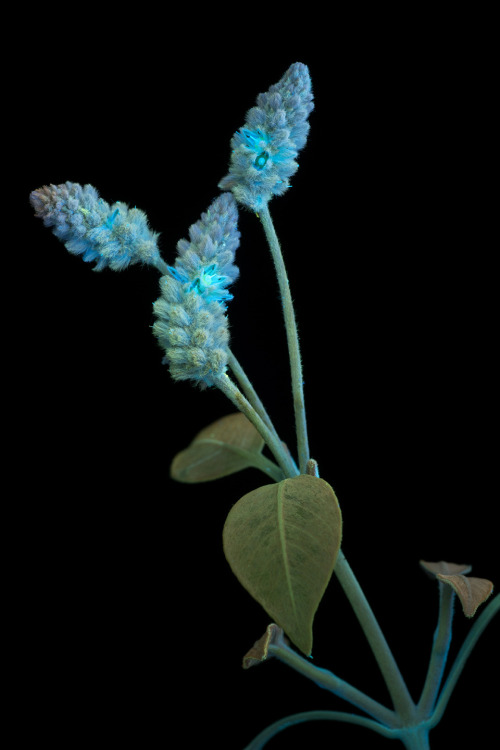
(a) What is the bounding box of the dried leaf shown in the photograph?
[242,623,287,669]
[223,475,342,656]
[436,574,494,617]
[419,560,473,578]
[170,413,282,482]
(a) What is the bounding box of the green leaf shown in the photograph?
[170,412,283,483]
[223,475,342,656]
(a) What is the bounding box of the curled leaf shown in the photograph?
[170,412,283,483]
[223,474,342,656]
[419,560,494,617]
[436,574,494,617]
[419,560,473,578]
[242,623,287,669]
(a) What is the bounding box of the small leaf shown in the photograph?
[436,574,494,617]
[242,623,287,669]
[419,560,473,578]
[223,475,342,656]
[170,413,283,482]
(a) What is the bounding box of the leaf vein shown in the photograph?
[277,483,298,617]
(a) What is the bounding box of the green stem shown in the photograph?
[268,639,398,727]
[429,592,499,728]
[242,709,398,750]
[216,372,298,479]
[259,205,310,474]
[418,582,455,716]
[228,350,299,477]
[334,549,416,722]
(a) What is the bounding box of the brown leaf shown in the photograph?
[419,560,473,578]
[436,574,494,617]
[242,623,288,669]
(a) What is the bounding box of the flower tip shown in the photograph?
[291,61,309,71]
[29,186,47,216]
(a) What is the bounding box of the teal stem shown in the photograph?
[418,582,455,716]
[429,592,499,728]
[224,444,284,483]
[242,709,398,750]
[334,550,416,722]
[216,372,299,479]
[153,256,170,275]
[228,350,299,477]
[228,350,274,433]
[258,205,310,474]
[268,640,398,728]
[398,726,431,750]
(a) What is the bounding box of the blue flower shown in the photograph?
[30,182,162,271]
[152,193,240,387]
[218,63,314,211]
[170,192,240,308]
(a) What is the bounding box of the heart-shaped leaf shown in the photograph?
[170,413,283,483]
[223,474,342,656]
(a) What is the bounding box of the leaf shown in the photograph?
[242,623,288,669]
[419,560,494,617]
[436,574,494,617]
[419,560,473,578]
[223,475,342,656]
[170,412,283,483]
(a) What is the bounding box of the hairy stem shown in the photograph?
[228,350,299,476]
[268,639,398,728]
[259,205,310,473]
[334,550,416,722]
[418,582,455,716]
[228,351,274,432]
[429,592,499,728]
[216,372,299,479]
[152,256,170,276]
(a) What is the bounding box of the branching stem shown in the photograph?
[268,639,398,728]
[429,593,499,728]
[216,373,298,479]
[228,351,299,477]
[334,550,416,722]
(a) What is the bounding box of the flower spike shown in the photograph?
[218,62,314,211]
[30,182,162,272]
[152,193,240,387]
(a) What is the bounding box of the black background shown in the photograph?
[13,9,497,748]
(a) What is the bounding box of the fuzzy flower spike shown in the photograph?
[30,182,162,272]
[218,62,314,212]
[152,193,240,387]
